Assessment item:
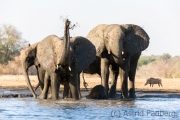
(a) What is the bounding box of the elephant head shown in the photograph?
[120,24,149,56]
[86,85,108,99]
[37,19,71,73]
[20,42,39,98]
[87,24,149,66]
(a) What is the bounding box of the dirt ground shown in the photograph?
[0,74,180,93]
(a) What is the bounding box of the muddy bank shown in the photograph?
[1,87,180,99]
[0,75,180,98]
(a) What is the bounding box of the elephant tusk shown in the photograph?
[108,50,110,54]
[57,65,58,69]
[69,66,71,71]
[122,51,124,55]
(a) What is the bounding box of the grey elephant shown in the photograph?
[20,42,45,98]
[20,42,70,99]
[36,19,96,100]
[86,24,150,98]
[86,85,108,99]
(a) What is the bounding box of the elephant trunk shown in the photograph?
[110,34,128,65]
[22,63,37,98]
[106,24,129,66]
[118,37,127,65]
[58,19,71,69]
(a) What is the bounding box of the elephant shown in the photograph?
[20,42,46,98]
[20,42,70,99]
[36,19,96,100]
[86,24,150,99]
[86,85,108,99]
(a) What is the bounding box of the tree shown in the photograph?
[0,24,28,64]
[137,55,156,68]
[160,53,171,61]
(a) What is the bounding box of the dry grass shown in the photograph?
[0,75,37,88]
[0,74,180,92]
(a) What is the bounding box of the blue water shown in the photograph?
[0,91,180,120]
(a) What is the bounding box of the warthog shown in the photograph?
[144,78,163,87]
[86,85,108,99]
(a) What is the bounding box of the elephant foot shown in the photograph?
[38,93,47,99]
[129,89,136,98]
[120,92,128,99]
[129,93,136,98]
[48,94,52,99]
[108,86,116,98]
[33,94,38,99]
[63,95,69,99]
[108,92,116,98]
[63,92,72,99]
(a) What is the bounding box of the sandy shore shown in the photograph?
[0,74,180,92]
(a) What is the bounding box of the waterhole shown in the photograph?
[0,89,179,120]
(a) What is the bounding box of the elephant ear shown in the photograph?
[86,24,108,57]
[70,36,96,73]
[121,24,150,56]
[20,42,38,60]
[37,35,62,73]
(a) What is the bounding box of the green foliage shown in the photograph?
[160,53,171,61]
[137,54,180,78]
[137,55,156,68]
[0,24,28,64]
[138,53,172,68]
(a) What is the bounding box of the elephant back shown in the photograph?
[86,24,108,57]
[70,36,96,73]
[20,42,40,69]
[37,35,63,73]
[121,24,150,56]
[20,42,39,57]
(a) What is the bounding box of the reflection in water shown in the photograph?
[0,91,179,119]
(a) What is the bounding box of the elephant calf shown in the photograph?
[144,78,163,87]
[86,85,108,99]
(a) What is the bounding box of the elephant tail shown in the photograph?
[82,71,88,91]
[34,82,40,91]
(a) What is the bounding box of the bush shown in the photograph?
[137,55,180,78]
[0,56,37,75]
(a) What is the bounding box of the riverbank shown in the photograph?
[0,74,180,92]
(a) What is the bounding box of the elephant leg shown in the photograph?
[36,66,45,92]
[128,66,138,98]
[68,89,72,98]
[69,72,79,100]
[38,66,46,90]
[39,72,50,99]
[108,65,119,98]
[63,82,70,98]
[47,87,52,99]
[34,82,40,91]
[120,66,129,99]
[101,58,110,93]
[51,73,59,100]
[78,73,82,98]
[128,53,140,98]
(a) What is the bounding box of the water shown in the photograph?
[0,90,179,120]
